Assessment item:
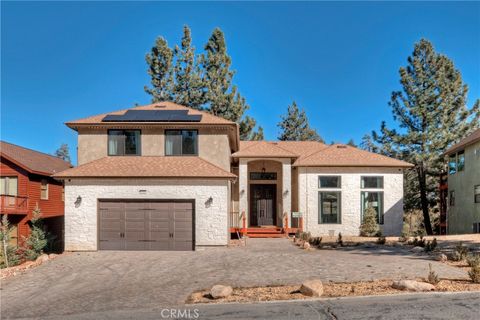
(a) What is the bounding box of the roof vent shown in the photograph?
[336,145,347,149]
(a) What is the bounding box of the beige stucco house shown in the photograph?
[445,128,480,234]
[54,102,412,251]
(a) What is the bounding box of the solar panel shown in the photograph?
[102,110,202,122]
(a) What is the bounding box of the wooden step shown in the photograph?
[246,229,282,234]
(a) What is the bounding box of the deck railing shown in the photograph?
[229,211,241,229]
[0,195,29,213]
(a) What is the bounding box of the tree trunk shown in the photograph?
[417,167,433,235]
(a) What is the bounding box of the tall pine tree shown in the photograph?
[145,37,174,102]
[277,101,323,142]
[173,26,205,109]
[374,39,479,235]
[54,143,70,163]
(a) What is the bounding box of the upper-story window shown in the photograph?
[457,150,465,172]
[40,179,49,200]
[361,176,383,189]
[108,130,141,156]
[448,154,457,174]
[0,177,18,196]
[165,130,198,156]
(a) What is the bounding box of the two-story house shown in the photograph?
[54,102,412,251]
[445,128,480,234]
[0,141,72,248]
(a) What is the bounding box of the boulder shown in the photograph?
[300,279,324,297]
[392,280,435,292]
[48,253,58,259]
[411,246,425,253]
[35,254,49,264]
[303,242,311,250]
[435,253,448,262]
[210,285,233,299]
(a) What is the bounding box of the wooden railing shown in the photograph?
[229,211,241,229]
[0,195,29,213]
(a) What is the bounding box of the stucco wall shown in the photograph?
[298,167,404,236]
[64,179,229,251]
[447,141,480,234]
[77,128,107,165]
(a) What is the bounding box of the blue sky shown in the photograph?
[2,1,479,164]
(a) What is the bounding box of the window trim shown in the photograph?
[361,176,384,189]
[474,185,480,204]
[361,191,384,225]
[40,179,49,200]
[0,176,18,196]
[318,191,342,224]
[107,129,142,156]
[457,150,465,172]
[318,176,341,189]
[448,154,457,175]
[164,129,199,156]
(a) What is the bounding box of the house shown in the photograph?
[445,128,480,234]
[53,102,412,251]
[0,141,72,248]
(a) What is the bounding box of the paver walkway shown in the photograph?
[1,238,468,319]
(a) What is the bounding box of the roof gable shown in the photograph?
[445,128,480,155]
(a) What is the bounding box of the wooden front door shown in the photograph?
[250,184,276,226]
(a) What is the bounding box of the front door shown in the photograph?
[250,184,276,226]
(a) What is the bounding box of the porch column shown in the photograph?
[282,159,292,228]
[239,158,249,225]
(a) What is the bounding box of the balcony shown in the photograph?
[0,195,29,214]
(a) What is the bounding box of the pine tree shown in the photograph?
[0,215,20,268]
[250,126,264,141]
[24,205,47,261]
[54,143,70,163]
[374,39,479,235]
[360,206,380,237]
[277,101,323,142]
[145,36,174,102]
[173,26,205,109]
[347,139,356,147]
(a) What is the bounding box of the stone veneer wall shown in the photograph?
[64,179,229,251]
[298,167,404,236]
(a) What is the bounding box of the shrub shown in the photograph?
[376,236,386,245]
[427,263,440,285]
[452,243,469,262]
[424,238,438,252]
[300,231,311,242]
[309,237,322,247]
[295,229,302,239]
[359,206,380,237]
[408,236,426,247]
[466,254,480,267]
[23,206,48,261]
[337,233,344,247]
[0,215,21,268]
[469,264,480,283]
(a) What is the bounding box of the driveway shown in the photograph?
[1,238,468,319]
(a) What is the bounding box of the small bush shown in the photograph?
[300,231,311,242]
[309,237,322,247]
[424,238,438,252]
[408,236,426,247]
[452,243,469,262]
[359,207,380,237]
[337,233,344,247]
[469,264,480,283]
[466,254,480,267]
[376,236,386,245]
[23,206,48,261]
[0,215,21,269]
[295,229,302,239]
[427,263,440,285]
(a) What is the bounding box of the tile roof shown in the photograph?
[53,156,236,179]
[292,144,413,167]
[66,101,236,127]
[445,128,480,155]
[0,141,72,175]
[233,141,297,158]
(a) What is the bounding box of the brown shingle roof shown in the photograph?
[53,156,236,179]
[233,141,297,158]
[445,128,480,155]
[66,101,235,127]
[293,144,413,167]
[0,141,72,175]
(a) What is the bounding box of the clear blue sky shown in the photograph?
[2,1,479,164]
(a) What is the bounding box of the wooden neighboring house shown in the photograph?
[0,141,72,248]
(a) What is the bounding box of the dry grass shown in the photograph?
[187,279,480,304]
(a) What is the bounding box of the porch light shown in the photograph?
[205,196,213,207]
[74,196,82,208]
[283,189,289,196]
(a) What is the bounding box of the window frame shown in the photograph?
[164,129,199,156]
[448,154,457,175]
[40,179,49,200]
[475,185,480,204]
[319,176,341,189]
[107,129,141,156]
[457,150,465,172]
[449,190,455,207]
[361,176,384,189]
[0,176,18,196]
[361,191,384,225]
[318,191,342,224]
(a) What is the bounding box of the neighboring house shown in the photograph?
[54,102,412,251]
[0,141,72,248]
[445,128,480,234]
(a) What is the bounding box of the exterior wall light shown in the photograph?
[74,196,82,208]
[205,196,213,207]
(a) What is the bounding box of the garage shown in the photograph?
[98,200,194,251]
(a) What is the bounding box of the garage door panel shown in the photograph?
[173,240,193,251]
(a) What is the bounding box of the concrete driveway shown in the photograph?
[0,238,468,319]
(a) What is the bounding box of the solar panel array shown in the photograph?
[102,110,202,122]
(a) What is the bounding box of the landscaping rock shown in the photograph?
[48,253,58,259]
[300,279,324,297]
[303,242,311,250]
[36,254,49,264]
[392,280,435,292]
[210,285,233,299]
[411,246,424,253]
[435,253,448,262]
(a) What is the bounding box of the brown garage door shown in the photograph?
[98,200,194,251]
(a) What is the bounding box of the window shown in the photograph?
[361,192,384,225]
[165,130,198,155]
[319,176,341,188]
[108,130,141,156]
[448,154,457,175]
[457,150,465,172]
[361,176,383,189]
[40,179,49,200]
[475,185,480,204]
[449,190,455,207]
[0,177,18,196]
[318,192,341,224]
